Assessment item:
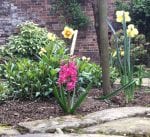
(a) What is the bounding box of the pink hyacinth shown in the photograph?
[58,62,77,91]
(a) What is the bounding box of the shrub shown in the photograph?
[77,58,118,89]
[3,59,50,99]
[4,22,66,59]
[77,58,102,88]
[0,22,118,102]
[2,49,69,99]
[115,0,150,41]
[56,0,89,29]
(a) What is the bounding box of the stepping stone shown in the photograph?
[82,106,150,123]
[18,115,83,133]
[81,117,150,136]
[0,125,20,136]
[12,133,125,137]
[17,107,150,134]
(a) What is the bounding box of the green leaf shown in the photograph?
[70,83,92,114]
[35,92,41,97]
[53,86,68,113]
[50,69,57,76]
[98,80,136,100]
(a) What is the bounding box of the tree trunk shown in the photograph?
[93,0,111,94]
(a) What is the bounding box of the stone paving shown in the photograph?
[7,134,125,137]
[1,107,150,137]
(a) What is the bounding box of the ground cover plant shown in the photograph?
[0,22,119,114]
[0,4,149,126]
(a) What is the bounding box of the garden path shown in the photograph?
[1,107,150,137]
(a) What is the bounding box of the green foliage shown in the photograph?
[76,58,119,88]
[0,81,10,102]
[53,82,91,114]
[108,14,138,103]
[116,0,150,41]
[77,59,102,88]
[3,59,51,99]
[110,67,119,84]
[0,21,118,104]
[4,22,66,59]
[57,0,89,29]
[0,22,68,99]
[110,30,148,65]
[2,48,68,99]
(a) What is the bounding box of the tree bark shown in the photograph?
[93,0,111,94]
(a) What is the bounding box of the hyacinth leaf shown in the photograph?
[99,80,136,100]
[59,86,68,112]
[70,83,92,114]
[53,86,68,113]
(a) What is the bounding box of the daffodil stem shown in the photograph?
[128,38,131,73]
[122,16,127,78]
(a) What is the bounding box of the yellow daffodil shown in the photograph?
[62,26,74,39]
[116,11,131,23]
[127,24,139,38]
[39,47,47,56]
[112,49,124,57]
[120,50,124,56]
[47,32,56,41]
[112,51,117,57]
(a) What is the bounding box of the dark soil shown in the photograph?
[0,87,150,125]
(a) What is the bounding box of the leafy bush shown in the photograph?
[3,59,51,99]
[2,56,118,100]
[0,22,68,99]
[57,0,89,29]
[77,58,119,88]
[77,58,102,88]
[2,48,69,99]
[116,0,150,41]
[0,22,118,101]
[4,22,66,59]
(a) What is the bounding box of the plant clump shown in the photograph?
[0,22,119,113]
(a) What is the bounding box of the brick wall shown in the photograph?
[0,0,115,62]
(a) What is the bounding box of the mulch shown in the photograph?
[0,86,150,126]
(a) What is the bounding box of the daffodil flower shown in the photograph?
[47,33,56,41]
[116,11,131,23]
[120,50,124,56]
[62,26,74,39]
[127,24,139,38]
[39,47,47,56]
[112,49,124,57]
[112,51,117,57]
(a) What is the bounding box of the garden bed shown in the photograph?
[0,86,149,126]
